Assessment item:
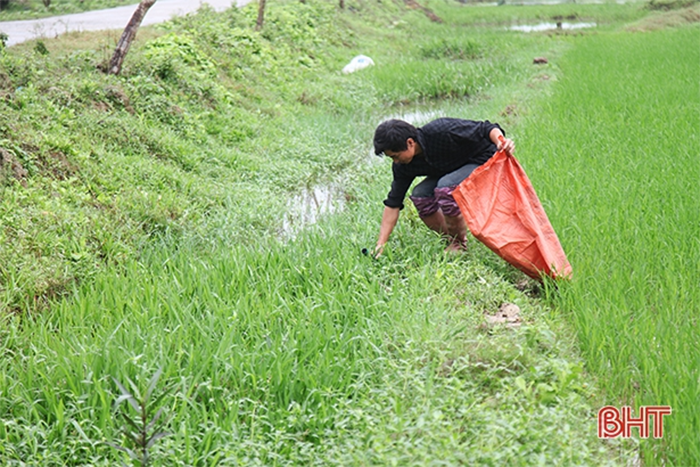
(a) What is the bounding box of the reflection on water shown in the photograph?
[281,183,345,239]
[509,22,597,32]
[391,110,444,125]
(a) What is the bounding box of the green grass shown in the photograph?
[518,25,700,466]
[0,209,624,465]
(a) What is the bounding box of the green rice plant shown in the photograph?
[518,25,700,466]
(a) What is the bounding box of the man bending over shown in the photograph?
[372,117,515,256]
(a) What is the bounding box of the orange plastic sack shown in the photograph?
[452,148,572,280]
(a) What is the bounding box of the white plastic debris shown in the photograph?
[342,55,375,74]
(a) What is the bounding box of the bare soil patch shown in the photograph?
[627,3,700,31]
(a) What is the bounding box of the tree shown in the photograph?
[0,0,10,11]
[107,0,157,75]
[255,0,266,31]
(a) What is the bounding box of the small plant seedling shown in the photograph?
[109,368,172,467]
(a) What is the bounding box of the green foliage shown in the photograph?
[368,56,527,103]
[33,40,49,55]
[143,33,217,81]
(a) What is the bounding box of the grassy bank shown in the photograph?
[0,0,684,464]
[519,25,700,465]
[0,214,623,464]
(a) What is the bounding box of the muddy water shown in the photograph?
[509,22,597,32]
[389,109,444,125]
[281,184,346,239]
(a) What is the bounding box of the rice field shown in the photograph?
[518,25,700,465]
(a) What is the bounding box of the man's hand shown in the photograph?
[373,244,385,259]
[489,128,515,157]
[497,137,515,157]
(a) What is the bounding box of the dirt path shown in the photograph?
[0,0,251,47]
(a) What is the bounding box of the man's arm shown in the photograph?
[374,206,400,258]
[489,127,515,156]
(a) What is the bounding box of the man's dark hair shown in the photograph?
[373,119,418,156]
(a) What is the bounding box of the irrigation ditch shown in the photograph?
[279,109,443,240]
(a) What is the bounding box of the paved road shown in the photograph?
[0,0,250,47]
